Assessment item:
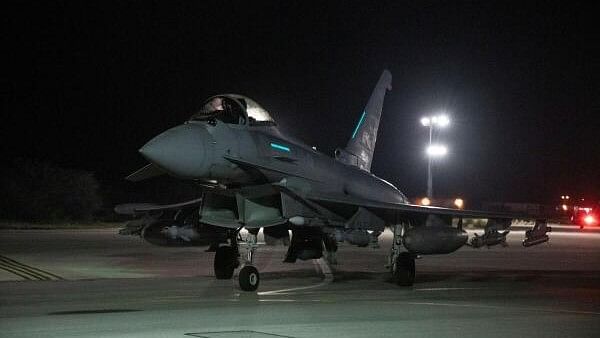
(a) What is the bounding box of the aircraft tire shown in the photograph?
[214,246,236,279]
[239,265,260,291]
[392,252,415,286]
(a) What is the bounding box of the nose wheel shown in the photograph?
[239,265,260,291]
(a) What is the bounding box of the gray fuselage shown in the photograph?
[140,120,408,206]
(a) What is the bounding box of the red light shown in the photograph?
[584,215,596,225]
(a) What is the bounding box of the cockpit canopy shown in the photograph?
[189,94,276,126]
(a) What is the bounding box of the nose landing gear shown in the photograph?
[212,228,260,291]
[238,229,260,291]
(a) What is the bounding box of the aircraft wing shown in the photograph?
[305,193,526,221]
[300,191,550,247]
[114,198,203,216]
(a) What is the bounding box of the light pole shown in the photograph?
[421,114,449,198]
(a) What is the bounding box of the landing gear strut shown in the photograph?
[389,224,415,286]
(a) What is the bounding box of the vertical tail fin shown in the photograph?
[335,70,392,172]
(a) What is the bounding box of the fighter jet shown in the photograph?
[116,70,550,291]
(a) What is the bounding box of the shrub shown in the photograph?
[0,159,102,222]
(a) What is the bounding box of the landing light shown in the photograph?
[454,198,464,209]
[421,197,431,206]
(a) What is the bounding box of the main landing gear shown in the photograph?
[213,228,260,291]
[389,224,415,286]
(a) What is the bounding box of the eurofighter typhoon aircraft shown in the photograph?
[116,70,550,291]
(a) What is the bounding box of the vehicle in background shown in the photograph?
[556,196,599,228]
[572,205,598,229]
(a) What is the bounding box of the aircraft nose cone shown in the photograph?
[140,124,212,178]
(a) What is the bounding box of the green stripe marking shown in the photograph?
[270,143,291,152]
[352,110,367,139]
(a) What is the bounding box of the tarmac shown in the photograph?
[1,225,599,337]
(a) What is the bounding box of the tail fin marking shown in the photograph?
[335,70,392,172]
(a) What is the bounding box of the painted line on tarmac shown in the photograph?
[509,224,583,230]
[415,287,483,292]
[545,231,600,238]
[0,262,44,280]
[406,301,600,316]
[0,255,64,281]
[258,258,333,296]
[506,230,600,239]
[540,224,584,229]
[0,264,34,280]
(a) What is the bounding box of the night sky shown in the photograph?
[3,1,598,205]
